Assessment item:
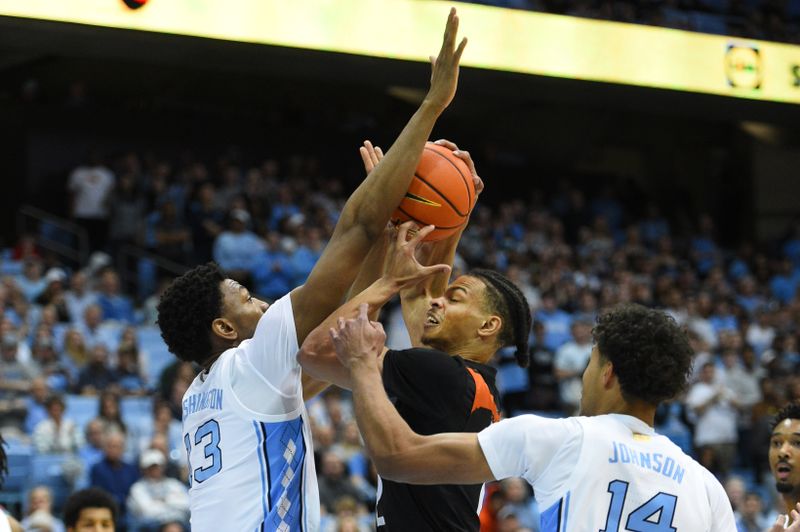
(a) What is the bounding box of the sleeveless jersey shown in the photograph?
[478,413,734,531]
[182,294,319,532]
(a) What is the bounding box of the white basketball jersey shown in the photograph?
[182,294,319,532]
[478,413,735,532]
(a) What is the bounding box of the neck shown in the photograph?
[425,339,492,364]
[606,396,656,427]
[781,492,800,515]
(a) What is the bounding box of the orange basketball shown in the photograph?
[391,142,476,241]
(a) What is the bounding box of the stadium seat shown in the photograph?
[496,362,530,395]
[137,326,174,387]
[65,394,100,431]
[29,454,74,512]
[0,442,33,513]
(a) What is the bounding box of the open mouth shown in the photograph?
[424,311,441,328]
[777,463,792,480]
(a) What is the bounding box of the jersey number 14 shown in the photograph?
[600,480,677,532]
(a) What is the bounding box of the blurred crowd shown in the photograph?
[466,0,800,43]
[2,146,800,531]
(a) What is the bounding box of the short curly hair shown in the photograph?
[772,402,800,432]
[63,487,118,527]
[157,262,224,363]
[593,304,693,406]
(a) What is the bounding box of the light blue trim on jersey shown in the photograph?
[540,492,571,532]
[252,421,269,531]
[258,416,307,531]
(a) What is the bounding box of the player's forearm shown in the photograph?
[346,232,390,306]
[298,278,399,389]
[340,101,441,240]
[349,358,421,475]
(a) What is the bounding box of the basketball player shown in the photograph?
[299,161,532,530]
[63,488,118,532]
[0,435,22,532]
[329,303,739,531]
[155,9,467,531]
[769,403,800,528]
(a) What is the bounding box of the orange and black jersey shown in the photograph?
[377,347,501,532]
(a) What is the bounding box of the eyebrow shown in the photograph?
[771,432,800,437]
[448,286,468,296]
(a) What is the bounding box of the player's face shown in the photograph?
[219,279,269,342]
[420,276,490,352]
[68,507,115,532]
[769,418,800,494]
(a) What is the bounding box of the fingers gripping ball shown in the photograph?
[391,142,476,241]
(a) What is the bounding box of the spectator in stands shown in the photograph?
[95,270,135,324]
[116,343,147,395]
[526,321,559,411]
[75,345,117,395]
[62,487,118,532]
[108,170,145,253]
[79,419,107,471]
[497,477,539,531]
[62,329,89,371]
[186,182,224,264]
[76,305,116,350]
[291,226,324,287]
[68,151,115,252]
[94,391,127,436]
[33,395,84,453]
[0,330,37,433]
[686,362,739,477]
[64,271,97,326]
[127,449,190,531]
[24,377,49,435]
[553,319,593,414]
[137,402,181,463]
[251,231,294,301]
[30,335,72,393]
[89,431,139,521]
[35,268,71,322]
[147,200,191,265]
[317,450,367,514]
[735,491,771,532]
[15,259,46,302]
[211,208,263,283]
[20,485,65,532]
[534,291,572,351]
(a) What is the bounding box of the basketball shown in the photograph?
[391,142,476,241]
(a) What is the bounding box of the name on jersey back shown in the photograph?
[608,440,685,484]
[183,388,224,420]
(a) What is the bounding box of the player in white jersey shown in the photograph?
[0,435,25,532]
[329,303,749,531]
[154,9,468,531]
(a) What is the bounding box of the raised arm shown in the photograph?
[298,223,451,389]
[329,304,495,484]
[291,9,467,344]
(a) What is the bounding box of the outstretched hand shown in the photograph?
[770,504,800,531]
[330,303,387,368]
[426,8,468,114]
[385,221,451,289]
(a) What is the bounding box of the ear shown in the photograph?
[601,360,616,390]
[211,317,238,342]
[477,315,502,341]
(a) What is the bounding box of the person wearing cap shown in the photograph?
[35,268,70,322]
[211,208,264,284]
[127,449,189,531]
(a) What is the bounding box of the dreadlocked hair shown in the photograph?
[468,268,532,368]
[157,262,225,364]
[772,402,800,432]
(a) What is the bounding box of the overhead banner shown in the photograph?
[1,0,799,104]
